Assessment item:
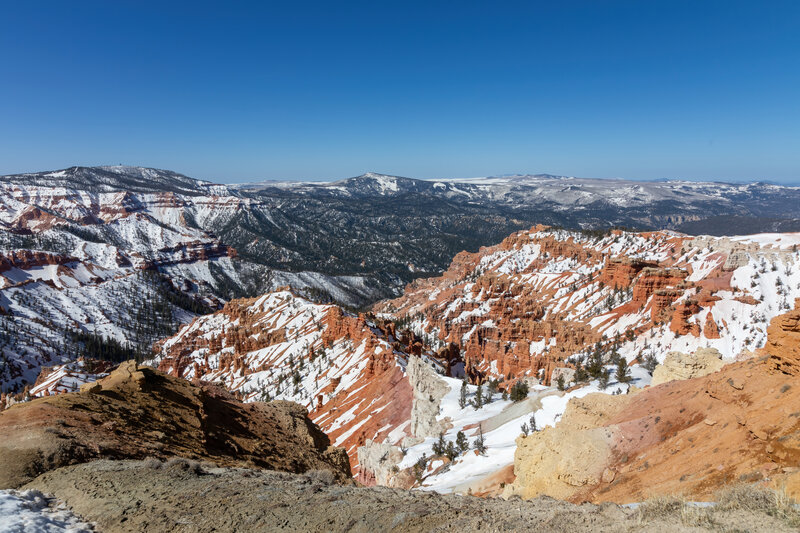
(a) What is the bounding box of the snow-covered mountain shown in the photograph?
[239,171,800,232]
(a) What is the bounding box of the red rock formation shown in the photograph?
[704,312,721,339]
[0,251,78,273]
[631,267,688,303]
[669,299,701,336]
[766,298,800,376]
[600,258,657,289]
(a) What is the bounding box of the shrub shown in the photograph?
[164,457,204,475]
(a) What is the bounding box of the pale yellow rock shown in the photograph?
[651,347,725,386]
[504,392,630,501]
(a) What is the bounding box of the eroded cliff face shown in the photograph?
[507,302,800,504]
[377,226,800,389]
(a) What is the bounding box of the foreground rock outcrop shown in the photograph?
[0,361,351,489]
[23,459,800,532]
[507,302,800,503]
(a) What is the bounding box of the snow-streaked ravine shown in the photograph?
[399,365,651,494]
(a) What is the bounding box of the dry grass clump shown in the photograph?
[714,484,800,527]
[635,494,713,528]
[635,494,685,521]
[636,485,800,529]
[163,457,205,475]
[305,469,336,486]
[141,457,163,469]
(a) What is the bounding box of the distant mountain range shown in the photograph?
[2,166,799,306]
[0,164,797,388]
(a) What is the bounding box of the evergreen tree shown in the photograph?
[458,378,468,409]
[471,382,484,410]
[445,440,458,461]
[615,357,632,383]
[520,421,530,437]
[529,413,537,432]
[556,374,566,391]
[432,433,446,456]
[455,431,469,453]
[599,368,611,390]
[642,352,658,374]
[509,380,529,402]
[413,454,428,483]
[474,426,487,455]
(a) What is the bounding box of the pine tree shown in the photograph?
[529,413,537,432]
[556,374,566,391]
[456,431,469,453]
[615,357,632,383]
[474,426,487,455]
[599,368,611,390]
[432,433,446,456]
[510,380,529,402]
[520,422,530,437]
[413,453,428,483]
[642,352,658,374]
[458,378,468,409]
[445,440,458,461]
[471,383,484,410]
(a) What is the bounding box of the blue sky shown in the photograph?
[1,1,799,183]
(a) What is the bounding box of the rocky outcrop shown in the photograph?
[766,298,800,376]
[704,312,721,338]
[599,258,657,289]
[650,347,725,385]
[632,267,688,302]
[504,393,629,500]
[0,250,78,274]
[407,355,451,438]
[0,361,352,489]
[356,440,414,488]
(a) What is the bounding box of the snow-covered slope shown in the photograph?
[151,290,418,468]
[0,171,390,393]
[0,490,92,532]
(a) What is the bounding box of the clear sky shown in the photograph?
[1,1,799,183]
